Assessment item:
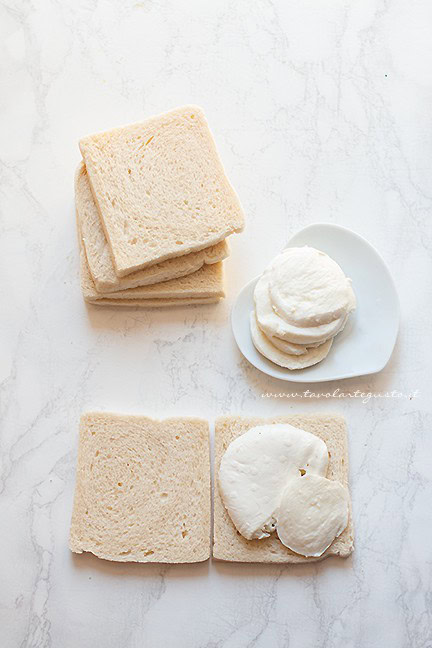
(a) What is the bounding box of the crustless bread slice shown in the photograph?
[213,415,354,563]
[79,105,245,276]
[78,237,224,303]
[87,296,221,307]
[75,161,229,293]
[69,412,211,563]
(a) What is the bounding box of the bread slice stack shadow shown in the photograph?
[76,106,245,308]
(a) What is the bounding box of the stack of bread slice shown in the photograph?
[76,106,245,307]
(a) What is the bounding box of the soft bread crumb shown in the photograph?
[79,105,245,276]
[213,414,354,563]
[78,233,225,303]
[75,161,229,292]
[69,412,211,563]
[87,296,221,307]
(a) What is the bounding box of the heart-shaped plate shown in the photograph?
[231,223,400,383]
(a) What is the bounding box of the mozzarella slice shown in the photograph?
[218,424,328,540]
[261,328,309,355]
[250,312,333,369]
[276,473,349,557]
[254,272,348,345]
[268,247,356,327]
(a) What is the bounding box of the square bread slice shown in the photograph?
[76,161,229,293]
[79,238,224,303]
[87,297,221,308]
[213,415,354,563]
[69,412,211,563]
[79,105,245,276]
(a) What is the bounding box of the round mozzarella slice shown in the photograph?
[258,324,309,356]
[276,473,349,557]
[250,312,333,369]
[268,247,355,327]
[218,424,328,540]
[266,331,323,354]
[254,273,348,345]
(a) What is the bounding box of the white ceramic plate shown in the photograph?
[231,223,400,382]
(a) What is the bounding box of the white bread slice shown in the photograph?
[79,105,245,276]
[87,297,221,307]
[213,415,354,563]
[69,412,211,563]
[76,161,229,292]
[79,238,224,302]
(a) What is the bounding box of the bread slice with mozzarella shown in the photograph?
[79,105,245,276]
[213,414,354,563]
[75,161,229,293]
[69,412,211,563]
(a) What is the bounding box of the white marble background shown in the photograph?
[1,0,431,646]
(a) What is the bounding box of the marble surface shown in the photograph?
[1,1,431,646]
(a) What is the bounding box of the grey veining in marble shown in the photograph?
[1,0,431,646]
